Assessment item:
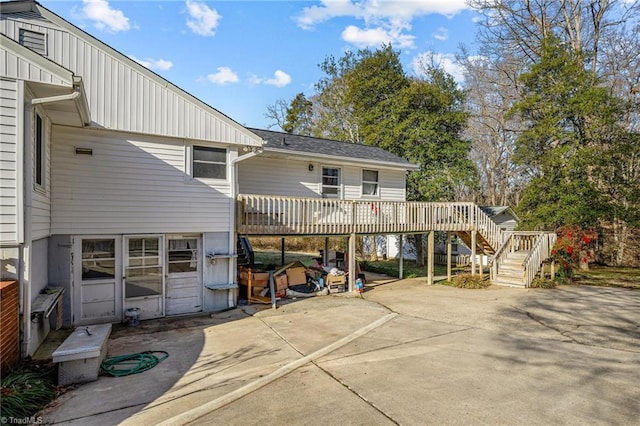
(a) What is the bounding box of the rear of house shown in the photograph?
[0,0,262,356]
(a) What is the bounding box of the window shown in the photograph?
[19,29,47,55]
[35,113,44,187]
[126,238,162,298]
[322,167,341,198]
[82,239,116,280]
[167,238,198,273]
[192,146,226,179]
[362,169,379,196]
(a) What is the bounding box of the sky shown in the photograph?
[42,0,482,129]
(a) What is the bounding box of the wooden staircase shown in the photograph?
[491,250,529,287]
[456,231,495,255]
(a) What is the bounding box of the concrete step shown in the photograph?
[491,277,525,288]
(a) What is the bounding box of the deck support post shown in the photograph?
[398,234,404,279]
[280,238,285,266]
[323,237,329,266]
[479,251,483,277]
[471,231,477,276]
[427,230,435,285]
[446,232,452,282]
[348,233,356,292]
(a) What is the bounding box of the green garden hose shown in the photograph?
[101,351,169,377]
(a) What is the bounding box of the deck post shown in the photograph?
[348,233,356,292]
[398,234,404,279]
[479,251,483,277]
[427,230,435,285]
[280,238,285,266]
[323,237,329,266]
[471,230,477,276]
[446,231,452,281]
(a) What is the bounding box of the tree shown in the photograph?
[283,93,314,135]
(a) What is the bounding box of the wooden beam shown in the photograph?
[471,231,477,276]
[348,233,356,292]
[427,230,435,285]
[447,231,452,281]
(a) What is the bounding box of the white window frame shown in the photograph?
[361,169,379,197]
[321,166,341,199]
[187,145,228,181]
[34,112,45,192]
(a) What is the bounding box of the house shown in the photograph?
[0,0,418,358]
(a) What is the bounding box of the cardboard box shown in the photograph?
[275,274,288,290]
[239,269,269,287]
[328,284,345,293]
[326,275,346,285]
[286,267,307,286]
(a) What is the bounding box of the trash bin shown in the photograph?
[125,308,141,327]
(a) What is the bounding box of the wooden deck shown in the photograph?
[237,194,503,249]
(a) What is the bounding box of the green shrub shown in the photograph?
[0,361,57,419]
[449,273,490,289]
[530,277,558,288]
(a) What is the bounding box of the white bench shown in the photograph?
[52,323,111,385]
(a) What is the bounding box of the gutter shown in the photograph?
[28,76,91,126]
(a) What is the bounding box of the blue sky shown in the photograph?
[43,0,481,129]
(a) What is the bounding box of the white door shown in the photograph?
[74,237,122,325]
[124,236,164,320]
[166,236,202,315]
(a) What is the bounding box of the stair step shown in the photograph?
[491,278,525,288]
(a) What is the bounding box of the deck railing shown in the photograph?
[237,194,485,236]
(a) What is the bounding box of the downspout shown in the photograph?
[22,83,88,355]
[227,147,262,308]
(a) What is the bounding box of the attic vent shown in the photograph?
[19,29,47,55]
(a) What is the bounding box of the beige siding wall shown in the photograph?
[51,126,233,235]
[0,78,20,243]
[238,156,407,201]
[1,16,260,146]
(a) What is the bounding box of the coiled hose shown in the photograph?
[101,351,169,377]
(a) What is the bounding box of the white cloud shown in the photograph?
[412,51,465,83]
[433,27,448,41]
[295,0,468,49]
[76,0,130,32]
[185,0,221,36]
[250,70,292,88]
[296,0,469,30]
[207,67,239,85]
[342,24,415,48]
[130,56,174,71]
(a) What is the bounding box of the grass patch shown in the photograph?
[360,259,453,278]
[530,277,559,289]
[253,250,316,269]
[572,266,640,289]
[0,360,57,420]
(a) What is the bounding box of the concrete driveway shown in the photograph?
[42,280,640,425]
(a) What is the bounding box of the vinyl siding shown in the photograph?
[238,156,407,201]
[1,38,72,86]
[1,15,261,146]
[31,108,51,240]
[51,126,233,235]
[0,78,20,243]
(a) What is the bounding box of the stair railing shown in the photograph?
[522,232,557,287]
[489,232,514,280]
[471,205,506,252]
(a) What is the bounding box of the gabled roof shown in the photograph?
[480,206,520,221]
[248,128,419,171]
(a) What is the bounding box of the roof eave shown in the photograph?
[262,147,419,171]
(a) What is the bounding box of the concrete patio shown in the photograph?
[40,278,640,425]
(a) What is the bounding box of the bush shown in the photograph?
[449,273,490,289]
[0,360,57,419]
[530,277,558,288]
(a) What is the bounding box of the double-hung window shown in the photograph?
[362,169,379,196]
[322,167,341,198]
[192,146,226,179]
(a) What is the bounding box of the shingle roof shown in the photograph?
[248,128,418,170]
[479,206,520,221]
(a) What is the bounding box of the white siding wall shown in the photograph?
[238,156,407,201]
[1,42,72,86]
[0,78,21,243]
[31,107,51,240]
[1,16,260,146]
[51,126,233,235]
